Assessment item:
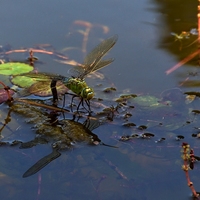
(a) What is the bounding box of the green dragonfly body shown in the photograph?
[65,77,94,100]
[63,34,118,101]
[13,35,118,111]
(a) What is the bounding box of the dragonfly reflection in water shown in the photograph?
[13,35,118,113]
[9,102,117,178]
[22,119,117,178]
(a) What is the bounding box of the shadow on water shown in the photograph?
[1,0,200,200]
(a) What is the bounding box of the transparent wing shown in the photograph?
[72,58,114,77]
[79,35,118,79]
[12,72,69,97]
[91,58,115,73]
[15,71,66,82]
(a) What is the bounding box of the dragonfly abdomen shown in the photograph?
[65,78,94,100]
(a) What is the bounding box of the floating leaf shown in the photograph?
[0,62,33,75]
[120,135,132,141]
[137,125,147,130]
[122,122,136,127]
[141,133,154,138]
[176,135,184,141]
[123,112,132,119]
[11,73,53,88]
[11,75,37,88]
[0,89,14,104]
[103,87,117,92]
[184,91,200,97]
[192,110,200,114]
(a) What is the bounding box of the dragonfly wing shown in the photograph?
[17,88,32,97]
[23,149,61,178]
[90,58,115,73]
[13,72,69,97]
[15,72,66,81]
[73,59,114,77]
[80,35,118,78]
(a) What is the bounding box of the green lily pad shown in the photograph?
[0,62,33,75]
[11,72,60,88]
[11,75,37,88]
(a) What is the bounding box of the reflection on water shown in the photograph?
[155,0,200,91]
[1,0,200,200]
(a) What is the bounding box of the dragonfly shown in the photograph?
[13,35,118,112]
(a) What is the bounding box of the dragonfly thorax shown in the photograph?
[65,78,94,100]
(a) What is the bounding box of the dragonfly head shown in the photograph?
[81,87,94,100]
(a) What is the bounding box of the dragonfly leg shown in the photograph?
[70,94,78,112]
[64,92,78,112]
[50,79,58,104]
[62,94,66,108]
[85,100,92,114]
[76,98,83,112]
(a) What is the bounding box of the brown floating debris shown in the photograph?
[122,122,136,127]
[185,91,200,97]
[103,87,117,93]
[192,110,200,114]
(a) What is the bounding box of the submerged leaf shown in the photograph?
[0,62,33,75]
[132,95,162,108]
[115,94,137,102]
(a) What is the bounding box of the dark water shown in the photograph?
[0,0,200,199]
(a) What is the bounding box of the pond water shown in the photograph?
[0,0,200,200]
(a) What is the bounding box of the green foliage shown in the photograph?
[0,62,33,75]
[11,75,36,88]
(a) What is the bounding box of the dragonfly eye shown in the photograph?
[81,87,94,100]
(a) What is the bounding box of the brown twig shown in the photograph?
[0,81,13,101]
[14,98,69,113]
[0,48,69,61]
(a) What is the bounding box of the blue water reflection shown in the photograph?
[0,0,199,199]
